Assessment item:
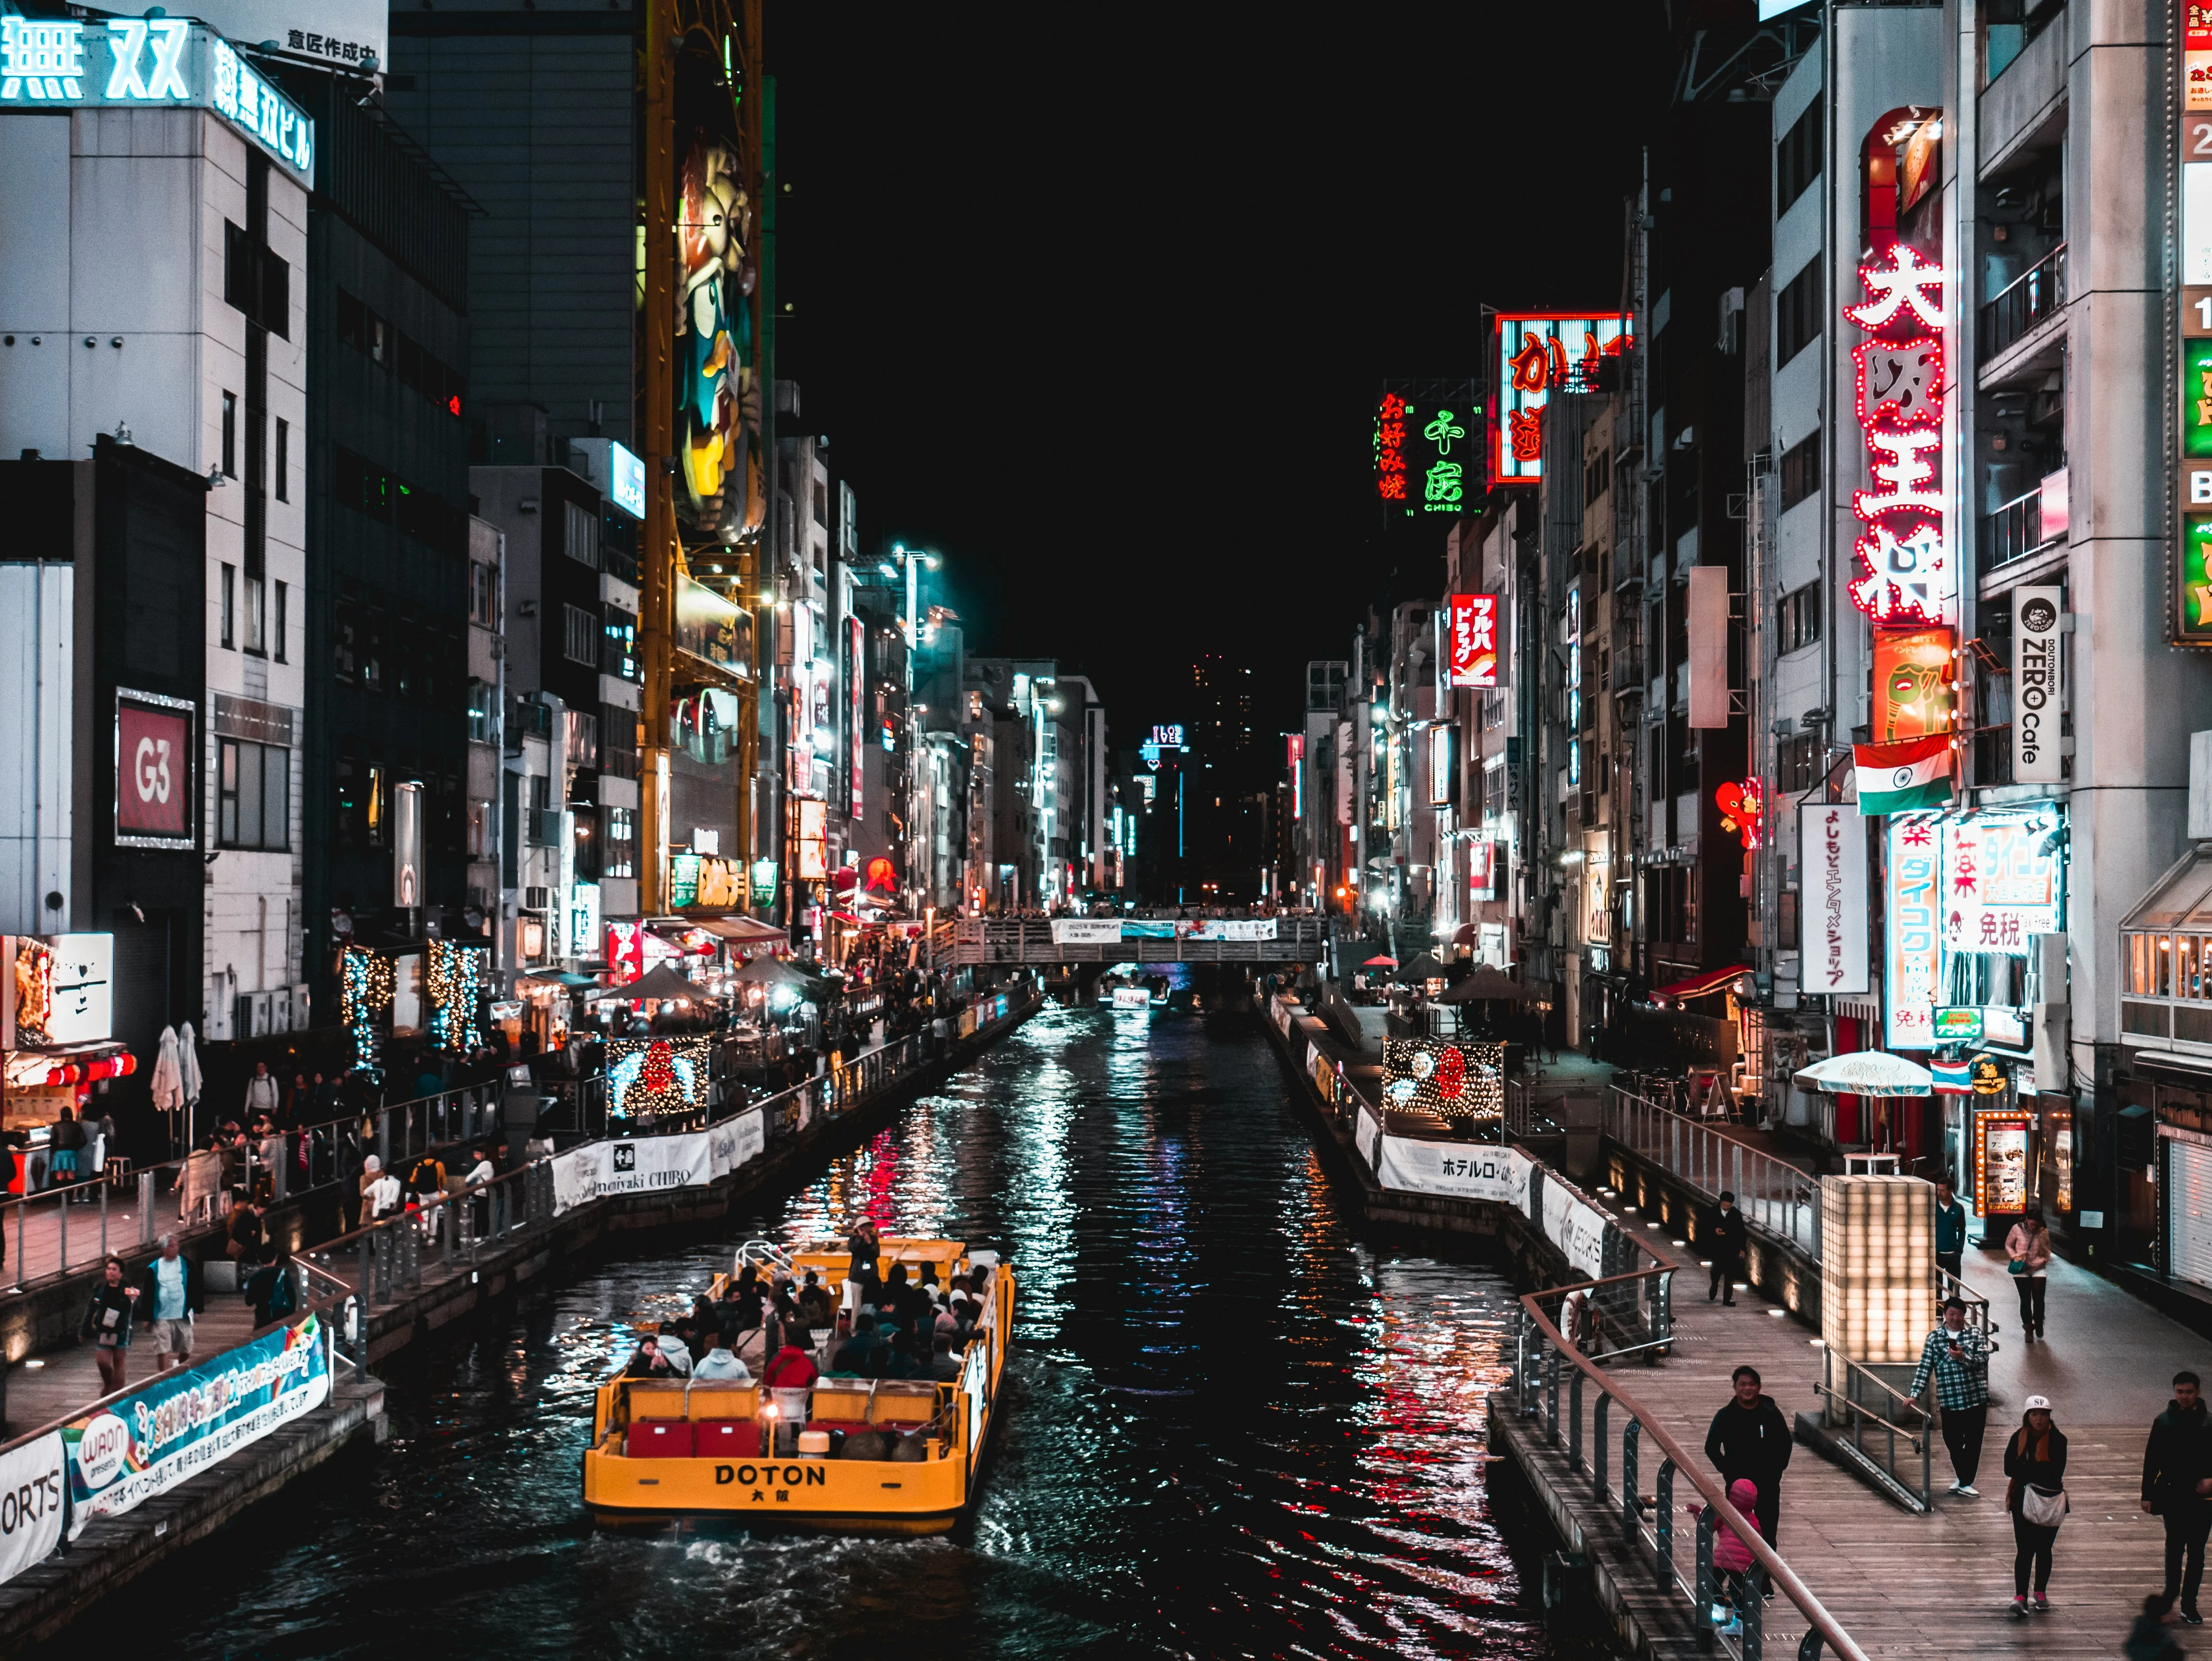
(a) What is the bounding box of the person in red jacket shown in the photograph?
[762,1337,820,1458]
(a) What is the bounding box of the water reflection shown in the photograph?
[128,1004,1554,1661]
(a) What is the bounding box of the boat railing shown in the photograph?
[1509,1269,1869,1661]
[737,1239,795,1275]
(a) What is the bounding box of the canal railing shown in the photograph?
[1605,1088,1820,1256]
[1510,1272,1869,1661]
[1811,1344,1934,1515]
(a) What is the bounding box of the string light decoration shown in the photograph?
[1381,1037,1507,1124]
[425,939,486,1055]
[606,1036,712,1121]
[340,945,393,1081]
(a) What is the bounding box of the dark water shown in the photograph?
[132,1005,1580,1661]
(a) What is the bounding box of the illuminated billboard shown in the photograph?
[1447,593,1501,688]
[1845,243,1951,622]
[1377,380,1484,517]
[115,690,195,850]
[1491,314,1631,485]
[673,575,751,679]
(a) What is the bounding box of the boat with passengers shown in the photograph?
[582,1236,1012,1533]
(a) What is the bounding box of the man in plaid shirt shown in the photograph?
[1909,1296,1990,1496]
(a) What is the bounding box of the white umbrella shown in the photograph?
[1793,1052,1934,1098]
[177,1021,202,1103]
[150,1025,184,1113]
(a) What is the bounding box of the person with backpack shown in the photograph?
[243,1241,298,1328]
[2004,1395,2069,1617]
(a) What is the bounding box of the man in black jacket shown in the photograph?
[1706,1364,1792,1545]
[2144,1370,2212,1622]
[1708,1190,1748,1305]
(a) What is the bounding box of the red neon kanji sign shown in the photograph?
[1846,244,1950,623]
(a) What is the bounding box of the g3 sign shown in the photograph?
[115,691,195,849]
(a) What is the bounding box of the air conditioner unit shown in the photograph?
[524,886,551,912]
[233,994,257,1041]
[271,985,293,1034]
[205,978,233,1041]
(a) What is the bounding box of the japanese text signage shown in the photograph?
[1800,804,1870,996]
[1937,811,2064,956]
[1885,814,1944,1048]
[0,21,314,183]
[1376,380,1484,515]
[1447,593,1501,688]
[2181,20,2212,641]
[1845,245,1950,621]
[1491,316,1630,485]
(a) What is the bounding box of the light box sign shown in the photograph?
[1885,814,1943,1048]
[1427,725,1452,807]
[1800,804,1869,996]
[1491,315,1631,486]
[0,21,315,183]
[1377,380,1484,517]
[1938,811,2064,956]
[849,616,865,821]
[1974,1107,2032,1217]
[1845,244,1950,622]
[115,690,195,850]
[2184,43,2212,642]
[1448,593,1501,688]
[2013,587,2063,783]
[1288,733,1304,820]
[673,576,751,679]
[1871,626,1955,743]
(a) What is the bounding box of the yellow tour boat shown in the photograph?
[582,1236,1012,1534]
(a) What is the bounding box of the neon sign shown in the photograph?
[1376,393,1407,501]
[1884,815,1944,1048]
[1379,381,1484,516]
[1845,244,1950,621]
[1447,594,1500,688]
[1491,315,1631,485]
[1287,733,1304,820]
[1715,779,1763,850]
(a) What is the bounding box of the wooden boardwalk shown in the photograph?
[1518,1206,2212,1658]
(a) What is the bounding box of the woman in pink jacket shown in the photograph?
[2007,1206,2053,1343]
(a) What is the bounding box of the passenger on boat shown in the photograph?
[934,1299,961,1339]
[625,1335,675,1377]
[691,1331,752,1381]
[928,1333,961,1383]
[846,1219,881,1282]
[882,1329,921,1379]
[831,1313,885,1376]
[882,1262,912,1321]
[729,1266,766,1332]
[797,1271,836,1330]
[655,1331,694,1376]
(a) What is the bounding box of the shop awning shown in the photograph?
[623,964,710,1002]
[516,970,597,990]
[1435,966,1538,1004]
[1391,953,1450,983]
[2122,846,2212,932]
[689,915,790,944]
[1449,923,1476,947]
[1648,964,1751,1006]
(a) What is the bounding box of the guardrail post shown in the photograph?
[272,1135,288,1205]
[1594,1393,1610,1495]
[1622,1417,1641,1539]
[1655,1457,1675,1589]
[56,1186,66,1272]
[359,1230,375,1307]
[138,1172,154,1247]
[1568,1370,1585,1473]
[98,1178,108,1260]
[1695,1507,1717,1654]
[1741,1565,1765,1660]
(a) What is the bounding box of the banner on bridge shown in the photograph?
[1050,918,1282,944]
[64,1316,330,1539]
[1049,920,1122,945]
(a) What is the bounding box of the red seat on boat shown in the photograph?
[694,1421,753,1456]
[805,1419,873,1437]
[627,1421,694,1458]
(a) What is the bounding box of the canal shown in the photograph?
[124,1002,1595,1660]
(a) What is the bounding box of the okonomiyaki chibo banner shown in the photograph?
[551,1110,768,1215]
[65,1316,329,1536]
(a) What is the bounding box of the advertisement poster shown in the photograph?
[0,1432,64,1587]
[1799,805,1870,995]
[675,135,763,541]
[1975,1112,2031,1217]
[115,692,195,847]
[1885,815,1943,1048]
[1870,627,1956,744]
[1938,814,2064,956]
[1448,593,1501,688]
[65,1318,328,1538]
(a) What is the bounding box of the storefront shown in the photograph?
[2115,845,2212,1283]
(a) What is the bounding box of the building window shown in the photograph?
[221,392,237,477]
[368,309,388,366]
[244,574,265,655]
[604,806,636,879]
[273,580,287,663]
[1778,430,1821,513]
[467,680,497,743]
[217,739,290,851]
[220,563,236,649]
[563,603,600,666]
[564,501,600,570]
[1777,733,1820,793]
[275,418,288,501]
[1776,581,1821,656]
[469,799,492,859]
[1584,446,1611,506]
[1775,259,1821,368]
[1777,93,1822,216]
[336,288,364,351]
[470,561,498,627]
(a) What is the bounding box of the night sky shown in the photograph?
[770,2,1673,742]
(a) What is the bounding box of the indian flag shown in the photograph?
[1853,734,1954,816]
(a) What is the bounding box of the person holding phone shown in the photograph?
[1910,1296,1990,1497]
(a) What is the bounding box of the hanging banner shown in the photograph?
[2012,587,2064,783]
[1540,1177,1610,1279]
[1885,814,1944,1048]
[65,1317,329,1538]
[1048,920,1122,945]
[1376,1139,1529,1205]
[0,1432,65,1588]
[1799,804,1869,995]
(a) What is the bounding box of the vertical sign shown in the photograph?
[2182,28,2212,642]
[848,615,866,820]
[1885,814,1943,1048]
[1427,724,1453,807]
[1335,720,1354,827]
[1492,315,1631,485]
[1448,593,1501,688]
[1845,244,1951,622]
[1287,733,1304,820]
[1378,381,1484,517]
[1799,804,1869,995]
[2012,587,2063,782]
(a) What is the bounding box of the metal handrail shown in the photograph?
[1606,1088,1820,1256]
[1977,241,2065,361]
[1514,1272,1869,1661]
[1819,1345,1934,1513]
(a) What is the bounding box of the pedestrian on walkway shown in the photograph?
[1909,1296,1989,1496]
[1686,1476,1765,1637]
[138,1233,201,1373]
[77,1255,138,1394]
[1704,1364,1792,1545]
[2004,1395,2069,1617]
[1934,1177,1967,1285]
[2143,1369,2212,1624]
[1707,1191,1747,1306]
[2006,1206,2053,1343]
[2129,1594,2190,1661]
[243,1060,280,1122]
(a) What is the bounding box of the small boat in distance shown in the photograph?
[581,1237,1012,1534]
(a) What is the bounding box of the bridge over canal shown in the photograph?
[948,915,1327,966]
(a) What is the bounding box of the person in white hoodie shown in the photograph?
[691,1331,752,1381]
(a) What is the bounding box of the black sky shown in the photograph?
[769,3,1674,743]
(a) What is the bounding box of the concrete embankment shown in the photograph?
[0,993,1041,1652]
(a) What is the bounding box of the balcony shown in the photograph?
[1978,485,2064,580]
[1978,243,2064,365]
